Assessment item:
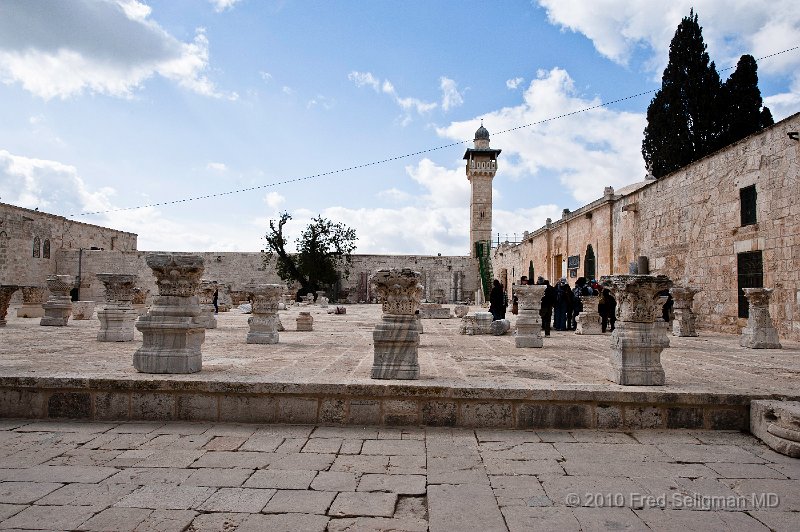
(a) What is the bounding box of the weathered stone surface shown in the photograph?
[428,483,506,532]
[40,275,73,326]
[453,304,469,318]
[740,288,782,349]
[134,253,205,374]
[670,286,700,337]
[490,318,510,336]
[17,285,45,318]
[419,303,451,319]
[0,285,19,327]
[71,300,95,320]
[515,284,545,348]
[245,284,282,344]
[296,311,313,331]
[371,269,422,380]
[575,294,602,335]
[96,273,138,341]
[460,312,494,335]
[751,400,800,458]
[197,279,218,329]
[603,274,673,385]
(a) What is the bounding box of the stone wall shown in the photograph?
[493,112,800,341]
[0,202,137,289]
[54,249,480,305]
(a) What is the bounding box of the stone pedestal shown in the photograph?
[0,285,20,327]
[41,275,74,327]
[602,274,673,386]
[370,268,422,380]
[515,284,546,348]
[670,287,700,337]
[198,280,218,329]
[134,254,205,374]
[96,273,138,342]
[296,312,313,331]
[474,312,493,334]
[575,295,602,335]
[419,303,452,319]
[71,301,95,320]
[740,288,781,349]
[751,401,800,458]
[17,286,45,318]
[246,284,282,344]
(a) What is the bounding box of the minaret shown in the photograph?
[464,122,501,257]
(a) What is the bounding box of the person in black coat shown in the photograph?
[537,277,556,336]
[488,279,506,321]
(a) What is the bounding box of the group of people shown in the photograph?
[488,275,618,334]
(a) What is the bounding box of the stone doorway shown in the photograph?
[554,254,563,280]
[737,250,763,318]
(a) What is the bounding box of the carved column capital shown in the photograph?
[145,253,204,297]
[96,273,138,304]
[601,274,672,323]
[370,268,423,316]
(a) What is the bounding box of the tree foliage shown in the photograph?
[262,212,357,301]
[642,10,772,178]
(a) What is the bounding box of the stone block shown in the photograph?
[453,304,469,318]
[460,402,512,428]
[94,392,130,421]
[320,398,347,424]
[665,407,704,429]
[71,301,95,320]
[707,407,748,430]
[296,311,314,331]
[97,307,137,342]
[372,315,420,380]
[0,388,46,418]
[131,392,175,421]
[490,319,510,335]
[176,394,218,421]
[47,391,91,419]
[421,400,457,426]
[349,400,381,425]
[623,406,662,429]
[517,403,592,429]
[596,404,623,429]
[383,399,418,426]
[278,397,318,424]
[218,395,277,423]
[750,400,800,458]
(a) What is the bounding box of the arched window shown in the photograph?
[33,236,41,258]
[584,244,596,280]
[528,261,534,282]
[42,239,51,259]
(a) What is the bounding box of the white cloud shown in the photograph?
[209,0,241,13]
[506,77,524,90]
[307,95,335,110]
[440,77,464,111]
[349,70,438,121]
[282,86,294,95]
[0,0,230,100]
[206,162,228,172]
[536,0,800,119]
[263,191,285,210]
[260,71,273,83]
[438,68,647,205]
[377,188,413,204]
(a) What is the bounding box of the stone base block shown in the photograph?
[247,331,279,344]
[133,349,202,374]
[515,335,543,348]
[134,316,205,374]
[199,313,218,329]
[490,319,510,335]
[750,400,800,458]
[576,312,602,335]
[740,327,782,349]
[71,301,95,320]
[40,305,71,326]
[454,305,469,318]
[609,322,668,386]
[17,304,44,318]
[608,364,665,386]
[97,308,137,342]
[372,315,419,380]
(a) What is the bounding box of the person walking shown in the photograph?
[599,288,617,333]
[489,279,506,321]
[537,277,555,336]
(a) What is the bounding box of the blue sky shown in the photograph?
[1,0,798,255]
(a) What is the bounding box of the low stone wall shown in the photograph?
[0,377,758,430]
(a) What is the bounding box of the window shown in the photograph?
[737,251,763,318]
[42,239,50,259]
[584,244,596,279]
[740,185,757,226]
[32,236,40,258]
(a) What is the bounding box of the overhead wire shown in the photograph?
[70,45,800,217]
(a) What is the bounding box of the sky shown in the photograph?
[0,0,798,256]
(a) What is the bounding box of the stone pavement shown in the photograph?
[0,419,797,531]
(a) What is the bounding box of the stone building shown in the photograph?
[493,112,800,341]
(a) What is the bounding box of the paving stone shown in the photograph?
[357,474,426,495]
[243,469,317,489]
[634,508,769,531]
[361,439,425,456]
[274,437,307,454]
[749,511,800,532]
[135,509,197,532]
[629,430,702,444]
[708,462,788,479]
[483,457,565,476]
[535,430,578,443]
[571,507,649,532]
[0,503,25,521]
[310,471,360,492]
[106,449,156,467]
[502,506,580,532]
[153,423,213,435]
[134,449,205,468]
[561,460,717,478]
[94,433,155,450]
[107,423,163,434]
[427,456,489,485]
[115,484,215,510]
[35,481,137,508]
[140,434,212,450]
[302,438,343,454]
[554,442,672,462]
[183,467,254,487]
[475,429,540,443]
[0,504,96,529]
[77,506,151,531]
[480,442,563,460]
[489,475,548,507]
[722,478,800,511]
[262,489,335,514]
[202,436,247,451]
[185,511,250,532]
[656,443,766,463]
[541,476,645,508]
[312,427,378,440]
[237,513,329,532]
[426,441,480,458]
[329,454,391,474]
[17,421,116,433]
[0,465,119,483]
[339,439,364,455]
[46,448,123,467]
[0,481,62,504]
[254,425,315,439]
[268,452,335,470]
[388,455,427,475]
[197,487,275,513]
[239,435,284,453]
[569,430,638,443]
[428,483,506,532]
[203,424,258,438]
[106,467,193,485]
[327,515,428,532]
[329,491,397,517]
[190,451,274,469]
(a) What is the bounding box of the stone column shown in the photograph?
[740,288,782,349]
[370,268,423,380]
[602,274,673,385]
[96,273,138,342]
[134,253,205,374]
[17,286,46,318]
[670,287,700,337]
[40,275,74,327]
[575,295,602,335]
[198,280,218,329]
[296,311,313,331]
[0,285,20,327]
[514,284,546,348]
[246,284,282,344]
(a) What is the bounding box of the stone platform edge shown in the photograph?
[2,376,795,430]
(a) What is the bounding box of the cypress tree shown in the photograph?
[720,54,774,146]
[642,10,722,178]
